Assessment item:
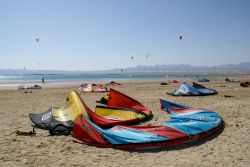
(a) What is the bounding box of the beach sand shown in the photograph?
[0,76,250,167]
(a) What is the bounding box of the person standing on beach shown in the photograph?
[42,77,45,85]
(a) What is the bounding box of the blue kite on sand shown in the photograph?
[168,82,217,96]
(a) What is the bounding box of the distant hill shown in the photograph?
[0,62,250,75]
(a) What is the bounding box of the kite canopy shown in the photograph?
[79,83,108,92]
[168,82,217,96]
[198,78,210,82]
[225,78,240,83]
[29,91,90,135]
[98,89,152,117]
[160,99,223,136]
[79,83,92,92]
[29,89,151,135]
[72,99,223,149]
[79,89,152,128]
[105,81,122,86]
[240,82,250,87]
[168,80,179,83]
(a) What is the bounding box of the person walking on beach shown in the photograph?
[42,77,45,85]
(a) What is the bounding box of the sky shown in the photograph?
[0,0,249,71]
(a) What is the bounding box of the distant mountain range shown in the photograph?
[107,62,250,73]
[1,62,250,75]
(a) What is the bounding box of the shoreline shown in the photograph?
[1,73,249,90]
[1,72,249,90]
[0,78,172,90]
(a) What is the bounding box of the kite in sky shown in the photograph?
[37,61,42,66]
[145,53,151,58]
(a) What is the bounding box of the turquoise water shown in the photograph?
[0,73,222,82]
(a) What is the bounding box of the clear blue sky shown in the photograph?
[0,0,249,71]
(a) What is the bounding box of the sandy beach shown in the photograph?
[0,75,250,167]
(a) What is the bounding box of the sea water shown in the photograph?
[0,73,221,82]
[0,73,224,88]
